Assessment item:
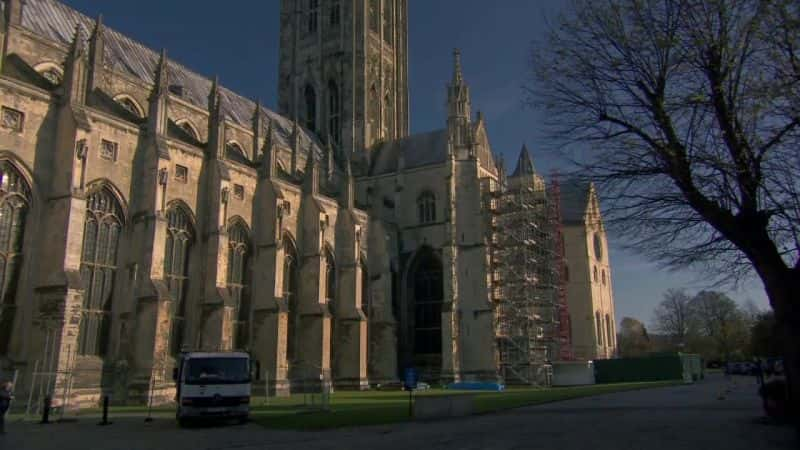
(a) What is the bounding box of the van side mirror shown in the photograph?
[172,367,178,382]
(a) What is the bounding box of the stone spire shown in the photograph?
[447,49,472,147]
[290,120,299,175]
[63,24,89,106]
[511,144,535,178]
[252,99,266,150]
[148,49,170,136]
[303,143,319,195]
[343,153,355,209]
[208,76,225,158]
[87,14,105,93]
[261,119,277,179]
[325,136,335,182]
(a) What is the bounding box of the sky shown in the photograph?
[62,0,771,327]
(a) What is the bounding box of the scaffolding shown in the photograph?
[483,174,569,386]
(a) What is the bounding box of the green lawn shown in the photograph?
[8,380,680,429]
[250,380,680,430]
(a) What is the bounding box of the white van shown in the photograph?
[173,351,252,425]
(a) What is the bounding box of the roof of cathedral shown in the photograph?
[369,129,450,176]
[510,144,535,178]
[18,0,322,156]
[559,180,592,224]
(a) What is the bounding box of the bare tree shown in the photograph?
[653,289,692,346]
[529,0,800,414]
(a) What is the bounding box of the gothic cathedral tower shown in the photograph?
[278,0,409,162]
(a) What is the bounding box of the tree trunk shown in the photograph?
[762,268,800,430]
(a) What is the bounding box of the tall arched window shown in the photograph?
[304,84,317,133]
[78,186,124,356]
[368,84,379,144]
[382,0,393,43]
[328,80,341,146]
[284,237,299,363]
[605,314,613,348]
[329,0,340,26]
[417,191,436,224]
[227,221,251,349]
[307,0,319,34]
[369,0,380,32]
[383,92,393,139]
[166,205,194,356]
[593,266,598,283]
[595,311,604,348]
[0,161,31,355]
[411,248,443,367]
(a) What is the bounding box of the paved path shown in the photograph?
[4,374,796,450]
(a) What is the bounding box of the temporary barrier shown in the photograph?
[593,353,702,384]
[552,361,595,386]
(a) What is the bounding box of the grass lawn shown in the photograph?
[7,380,680,429]
[250,380,681,430]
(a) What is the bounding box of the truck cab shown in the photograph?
[173,351,251,425]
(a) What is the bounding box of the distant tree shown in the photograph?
[653,289,692,347]
[689,291,749,361]
[617,317,653,357]
[529,0,800,413]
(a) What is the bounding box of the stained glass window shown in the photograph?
[78,186,123,356]
[166,205,194,355]
[0,161,30,355]
[227,221,250,349]
[417,191,436,224]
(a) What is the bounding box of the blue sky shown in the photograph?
[62,0,770,326]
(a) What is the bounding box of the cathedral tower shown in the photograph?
[278,0,409,162]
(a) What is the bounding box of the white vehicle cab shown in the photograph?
[173,351,252,425]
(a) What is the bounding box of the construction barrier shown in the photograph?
[552,361,595,386]
[593,353,703,384]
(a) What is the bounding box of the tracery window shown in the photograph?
[225,142,249,165]
[595,311,604,347]
[329,0,340,26]
[177,121,199,141]
[382,0,393,44]
[0,162,31,355]
[605,314,613,348]
[417,191,436,224]
[369,0,380,32]
[166,205,194,355]
[304,84,317,133]
[413,249,443,357]
[227,221,251,349]
[116,96,143,119]
[328,80,341,146]
[78,186,123,356]
[308,0,319,34]
[284,238,299,363]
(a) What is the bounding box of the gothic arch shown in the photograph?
[0,152,37,196]
[164,199,198,231]
[165,201,196,355]
[225,140,249,164]
[401,245,444,377]
[227,217,252,350]
[85,179,129,224]
[33,61,63,85]
[175,119,200,141]
[112,94,145,119]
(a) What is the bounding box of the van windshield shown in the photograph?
[184,358,250,385]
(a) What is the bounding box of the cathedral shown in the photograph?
[0,0,616,407]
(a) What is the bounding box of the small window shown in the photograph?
[593,266,599,283]
[177,121,199,140]
[417,191,436,224]
[100,140,118,161]
[1,107,24,132]
[117,97,142,118]
[308,0,319,34]
[226,142,249,165]
[602,269,607,286]
[175,165,189,183]
[233,184,244,200]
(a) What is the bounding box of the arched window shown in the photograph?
[593,266,598,283]
[601,269,606,286]
[227,221,250,349]
[328,80,341,146]
[369,0,380,32]
[595,311,604,347]
[411,248,443,365]
[177,120,199,141]
[368,84,380,145]
[304,84,317,133]
[0,161,31,355]
[417,191,436,224]
[284,237,299,363]
[383,92,393,139]
[308,0,319,34]
[329,0,340,26]
[114,95,144,119]
[605,314,613,348]
[78,186,124,356]
[225,142,249,165]
[166,205,194,355]
[382,0,393,44]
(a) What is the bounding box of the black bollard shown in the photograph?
[40,396,51,424]
[98,395,112,426]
